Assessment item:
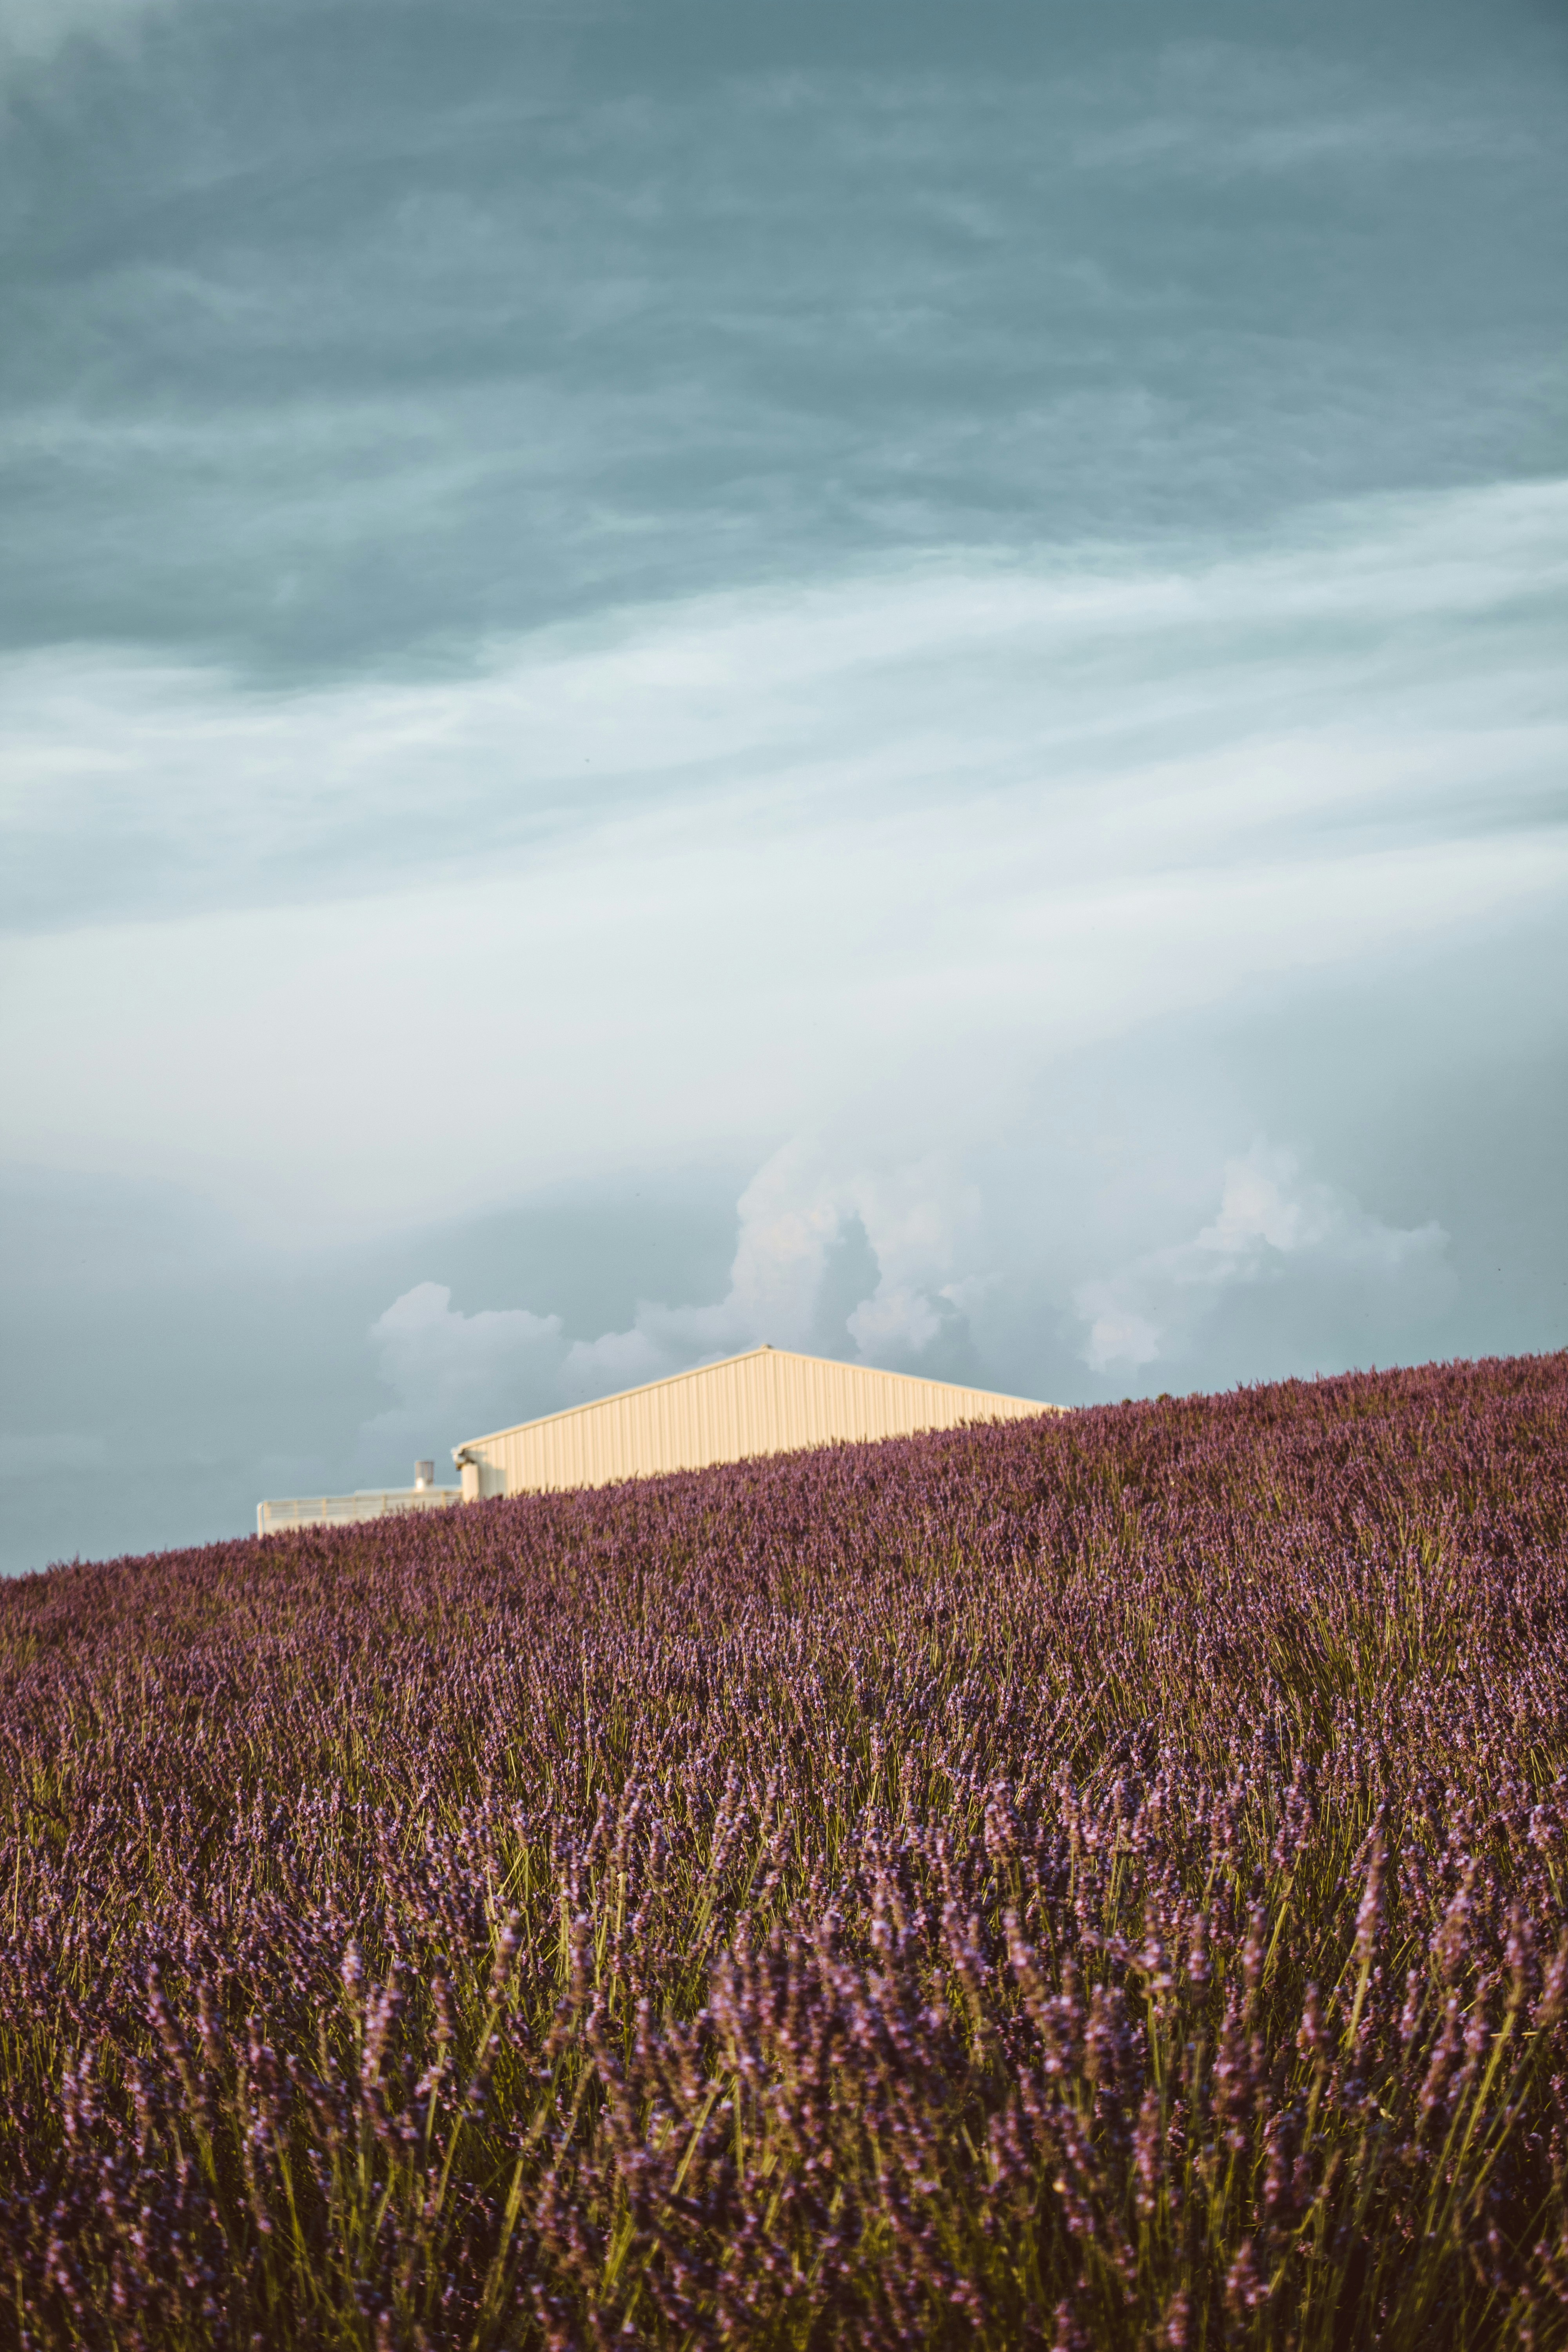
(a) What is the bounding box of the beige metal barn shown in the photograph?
[452,1344,1058,1499]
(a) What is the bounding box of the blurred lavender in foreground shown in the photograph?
[2,1353,1567,2348]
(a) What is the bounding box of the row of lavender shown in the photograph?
[2,1354,1566,2348]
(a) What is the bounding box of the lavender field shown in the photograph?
[3,1354,1568,2349]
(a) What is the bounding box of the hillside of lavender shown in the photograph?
[3,1354,1568,2349]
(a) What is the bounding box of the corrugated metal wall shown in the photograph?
[454,1345,1057,1497]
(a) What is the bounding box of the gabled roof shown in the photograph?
[454,1343,1057,1496]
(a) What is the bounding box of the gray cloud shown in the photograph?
[4,477,1563,936]
[3,473,1563,1262]
[1,0,1562,680]
[0,0,169,73]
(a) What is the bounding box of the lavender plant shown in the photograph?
[2,1352,1567,2348]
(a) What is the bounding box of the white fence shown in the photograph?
[256,1488,463,1537]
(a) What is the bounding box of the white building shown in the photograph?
[256,1349,1058,1535]
[256,1460,460,1537]
[453,1344,1057,1498]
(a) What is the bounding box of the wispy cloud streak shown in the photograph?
[3,479,1563,936]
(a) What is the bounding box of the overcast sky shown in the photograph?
[2,0,1564,1574]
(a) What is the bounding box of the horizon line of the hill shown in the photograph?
[13,1343,1565,1588]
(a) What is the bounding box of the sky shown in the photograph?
[1,0,1564,1575]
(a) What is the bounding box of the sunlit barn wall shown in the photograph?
[454,1345,1059,1498]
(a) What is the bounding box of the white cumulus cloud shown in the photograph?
[1075,1141,1454,1375]
[360,1281,564,1469]
[360,1142,995,1460]
[562,1142,982,1391]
